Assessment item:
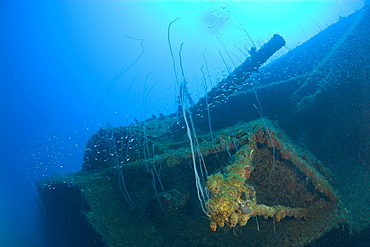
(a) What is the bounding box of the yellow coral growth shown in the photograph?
[206,142,307,231]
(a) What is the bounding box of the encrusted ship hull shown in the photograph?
[37,5,370,247]
[38,119,344,247]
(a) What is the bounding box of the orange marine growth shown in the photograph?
[210,221,217,231]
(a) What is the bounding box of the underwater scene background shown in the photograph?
[1,1,369,246]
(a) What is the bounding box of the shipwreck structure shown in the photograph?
[37,5,369,247]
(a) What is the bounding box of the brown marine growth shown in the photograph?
[205,121,337,231]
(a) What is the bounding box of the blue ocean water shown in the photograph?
[0,1,366,246]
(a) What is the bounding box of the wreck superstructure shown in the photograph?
[37,5,370,247]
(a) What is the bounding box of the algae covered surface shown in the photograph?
[38,119,348,247]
